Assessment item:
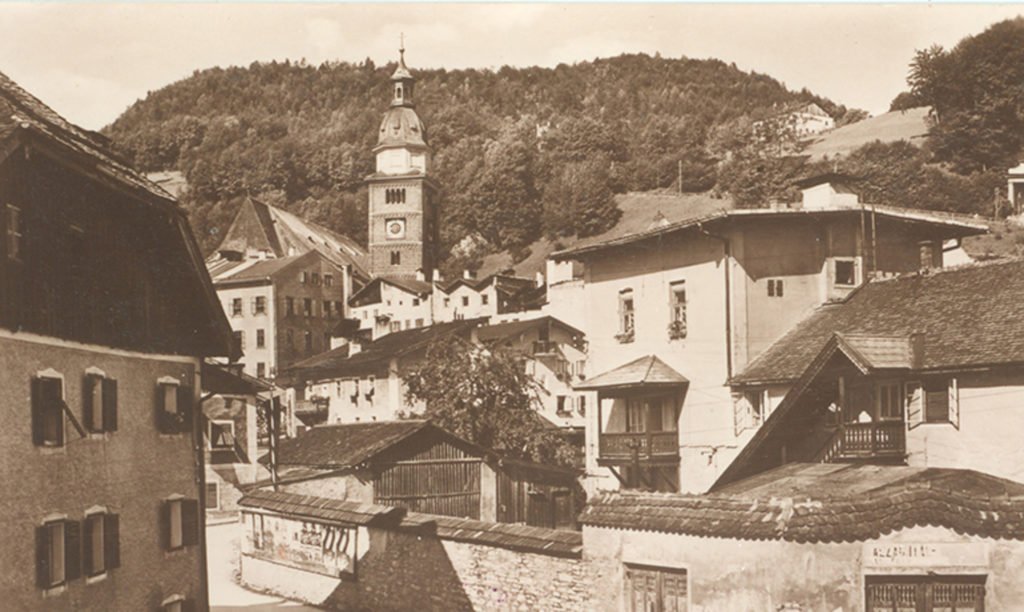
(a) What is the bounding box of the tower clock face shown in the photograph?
[386,218,406,240]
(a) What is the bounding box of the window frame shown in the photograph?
[619,289,636,336]
[32,374,66,448]
[37,519,68,589]
[833,258,859,287]
[83,371,118,434]
[209,419,235,449]
[231,298,243,317]
[255,329,265,349]
[875,380,904,421]
[623,563,690,612]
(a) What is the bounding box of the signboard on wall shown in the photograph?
[863,542,988,570]
[244,511,361,577]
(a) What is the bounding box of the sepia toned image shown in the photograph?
[4,3,1024,610]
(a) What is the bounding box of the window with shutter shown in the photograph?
[906,382,923,429]
[181,499,200,547]
[63,519,81,582]
[83,513,105,576]
[32,376,64,447]
[84,374,118,434]
[625,564,688,612]
[924,378,950,423]
[36,521,68,589]
[104,514,120,571]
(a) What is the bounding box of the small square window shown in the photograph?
[834,260,857,286]
[209,420,234,448]
[462,296,470,307]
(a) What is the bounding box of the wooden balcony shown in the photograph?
[817,421,906,464]
[598,431,679,466]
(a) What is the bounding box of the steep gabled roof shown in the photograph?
[0,70,174,204]
[582,463,1024,543]
[214,197,369,279]
[0,71,233,358]
[733,258,1024,386]
[575,355,689,392]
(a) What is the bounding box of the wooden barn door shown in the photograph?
[374,439,482,519]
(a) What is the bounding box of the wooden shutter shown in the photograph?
[159,500,171,551]
[181,499,200,547]
[906,382,923,429]
[64,519,82,582]
[948,378,960,430]
[82,374,99,433]
[177,385,194,434]
[82,517,96,576]
[104,514,120,570]
[156,383,170,433]
[35,525,51,587]
[31,377,45,446]
[102,378,118,432]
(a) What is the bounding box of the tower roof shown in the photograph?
[376,106,427,150]
[391,44,413,81]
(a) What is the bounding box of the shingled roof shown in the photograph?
[733,258,1024,385]
[0,70,174,204]
[271,420,434,468]
[581,463,1024,543]
[576,355,689,392]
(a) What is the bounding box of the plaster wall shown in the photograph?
[0,334,204,610]
[584,524,1024,611]
[906,370,1024,483]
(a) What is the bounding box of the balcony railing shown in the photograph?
[598,431,679,465]
[817,421,906,463]
[532,340,558,355]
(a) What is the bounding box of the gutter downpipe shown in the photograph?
[697,222,733,380]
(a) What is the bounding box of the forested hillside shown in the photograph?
[104,53,858,258]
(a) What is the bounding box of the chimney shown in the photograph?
[918,241,937,271]
[535,271,545,287]
[433,268,443,283]
[415,269,426,282]
[910,333,926,370]
[463,269,475,280]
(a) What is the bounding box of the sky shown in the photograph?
[1,3,1022,130]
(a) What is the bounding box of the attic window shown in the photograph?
[833,259,857,287]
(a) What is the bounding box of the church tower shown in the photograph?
[366,43,439,280]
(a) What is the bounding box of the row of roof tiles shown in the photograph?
[239,490,582,557]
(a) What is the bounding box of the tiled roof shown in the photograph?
[581,463,1024,543]
[240,490,582,556]
[280,317,485,382]
[0,70,174,203]
[399,513,582,557]
[575,355,688,391]
[554,204,986,260]
[733,259,1024,385]
[239,490,403,526]
[272,420,432,468]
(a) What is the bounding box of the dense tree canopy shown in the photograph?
[906,18,1024,173]
[403,336,577,467]
[105,53,854,257]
